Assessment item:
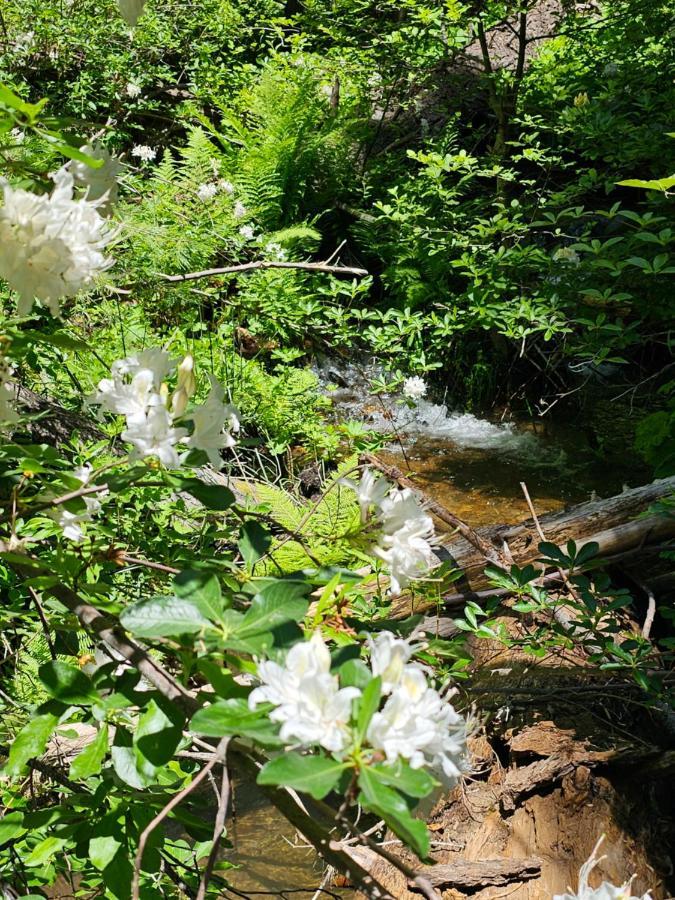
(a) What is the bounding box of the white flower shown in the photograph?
[249,631,360,753]
[171,354,196,416]
[553,247,580,266]
[367,631,416,694]
[49,493,104,543]
[239,225,255,241]
[117,0,146,26]
[73,463,93,484]
[123,404,187,468]
[379,487,433,537]
[320,84,333,99]
[265,241,287,261]
[10,128,25,145]
[233,200,247,219]
[131,145,156,162]
[402,375,427,400]
[185,376,239,467]
[367,659,468,784]
[92,369,159,423]
[70,143,122,213]
[554,837,653,900]
[111,348,175,387]
[196,182,218,202]
[374,520,438,595]
[125,82,142,98]
[0,166,114,316]
[341,468,390,523]
[218,179,234,194]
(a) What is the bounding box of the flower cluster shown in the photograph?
[343,469,437,595]
[0,166,115,316]
[402,375,427,401]
[554,838,653,900]
[249,630,468,784]
[89,348,239,469]
[249,630,360,752]
[71,144,122,213]
[367,632,468,784]
[131,145,157,162]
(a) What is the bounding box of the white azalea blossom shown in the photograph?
[71,143,122,212]
[123,405,187,467]
[340,469,390,523]
[366,634,468,784]
[196,182,219,202]
[73,463,93,485]
[125,82,142,98]
[233,200,247,219]
[554,838,653,900]
[249,631,360,753]
[239,224,255,241]
[131,144,156,162]
[49,495,103,543]
[0,166,114,316]
[367,631,416,694]
[342,473,438,595]
[402,375,427,400]
[89,349,236,468]
[185,376,240,468]
[218,179,234,194]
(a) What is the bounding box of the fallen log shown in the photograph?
[439,476,675,592]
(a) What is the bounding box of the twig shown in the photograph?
[336,812,442,900]
[28,587,57,660]
[520,481,581,605]
[115,553,180,575]
[29,482,110,512]
[196,749,231,900]
[132,737,229,900]
[361,453,504,565]
[159,260,369,283]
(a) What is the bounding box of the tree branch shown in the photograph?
[159,259,369,283]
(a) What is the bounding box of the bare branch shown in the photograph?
[196,752,231,900]
[159,259,369,283]
[132,737,229,900]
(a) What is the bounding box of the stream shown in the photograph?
[223,361,649,895]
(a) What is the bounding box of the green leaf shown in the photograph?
[238,521,272,568]
[258,751,349,800]
[89,834,122,871]
[0,812,26,845]
[358,767,430,858]
[3,714,58,776]
[356,676,381,741]
[120,594,211,638]
[190,699,282,745]
[339,658,372,690]
[39,660,97,704]
[69,725,108,779]
[174,569,225,621]
[25,835,67,867]
[179,478,235,510]
[368,761,437,799]
[238,581,310,637]
[134,700,183,767]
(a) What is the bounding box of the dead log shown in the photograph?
[410,858,542,891]
[440,476,675,591]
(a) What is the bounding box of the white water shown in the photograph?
[314,358,545,458]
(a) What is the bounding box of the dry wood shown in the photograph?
[160,258,369,282]
[410,857,542,890]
